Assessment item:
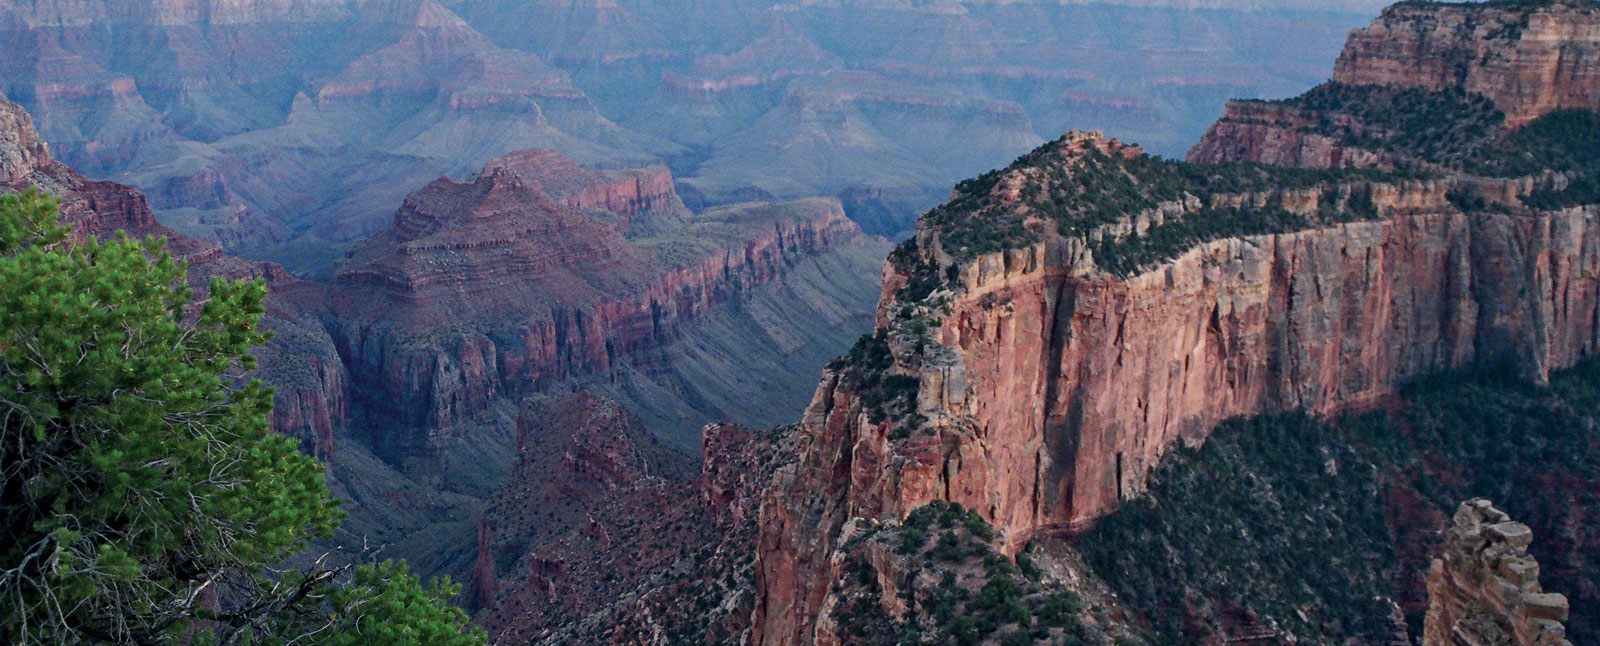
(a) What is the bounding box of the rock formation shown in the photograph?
[754,144,1600,645]
[328,146,873,457]
[749,3,1600,643]
[1332,1,1600,128]
[1191,1,1600,168]
[1423,500,1572,646]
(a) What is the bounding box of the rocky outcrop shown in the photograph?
[1187,99,1386,168]
[754,138,1600,645]
[754,5,1600,630]
[1332,1,1600,128]
[482,149,688,233]
[330,148,869,457]
[0,91,206,254]
[1423,500,1572,646]
[471,392,695,617]
[1190,1,1600,167]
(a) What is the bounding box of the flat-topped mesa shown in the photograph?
[1334,1,1600,128]
[1423,500,1572,646]
[329,149,865,455]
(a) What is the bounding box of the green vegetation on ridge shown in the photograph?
[905,81,1600,285]
[904,136,1405,278]
[831,501,1102,646]
[1262,82,1600,181]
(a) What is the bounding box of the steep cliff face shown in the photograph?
[1332,1,1600,128]
[755,173,1600,645]
[1187,99,1387,168]
[1423,500,1572,646]
[1192,1,1600,168]
[330,147,872,457]
[752,3,1600,638]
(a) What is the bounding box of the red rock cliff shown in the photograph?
[1191,1,1600,167]
[752,168,1600,645]
[1332,1,1600,128]
[752,5,1600,627]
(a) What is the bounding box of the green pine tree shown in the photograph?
[0,189,485,645]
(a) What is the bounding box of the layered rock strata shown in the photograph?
[330,147,870,457]
[1423,500,1572,646]
[1332,1,1600,128]
[751,2,1600,639]
[1196,1,1600,168]
[757,145,1600,646]
[1191,1,1600,167]
[1187,99,1387,168]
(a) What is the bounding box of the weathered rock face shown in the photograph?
[485,149,688,234]
[1191,1,1600,167]
[0,91,204,252]
[1423,500,1572,646]
[330,147,869,457]
[1187,99,1386,168]
[1332,1,1600,128]
[754,187,1600,646]
[752,2,1600,638]
[471,392,695,617]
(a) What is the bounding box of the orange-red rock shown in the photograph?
[1333,1,1600,128]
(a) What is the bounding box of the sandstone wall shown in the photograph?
[1187,99,1385,168]
[753,191,1600,646]
[1333,2,1600,127]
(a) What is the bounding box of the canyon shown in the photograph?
[327,146,881,456]
[7,0,1600,644]
[742,2,1600,644]
[0,85,890,596]
[0,0,1374,264]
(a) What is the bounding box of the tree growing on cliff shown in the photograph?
[0,188,484,645]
